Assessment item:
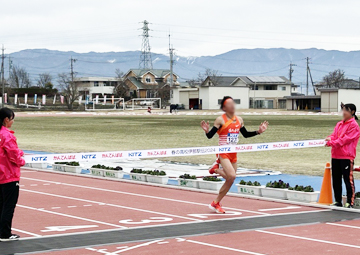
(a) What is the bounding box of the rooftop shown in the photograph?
[76,77,117,82]
[204,75,292,87]
[126,69,176,78]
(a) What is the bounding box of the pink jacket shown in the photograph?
[0,127,25,184]
[327,118,360,160]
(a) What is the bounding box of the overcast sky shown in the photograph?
[1,0,359,57]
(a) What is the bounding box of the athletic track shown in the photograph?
[2,168,360,254]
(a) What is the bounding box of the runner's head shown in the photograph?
[0,108,15,129]
[341,102,358,121]
[220,96,235,113]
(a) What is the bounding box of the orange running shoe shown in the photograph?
[209,201,225,214]
[209,161,219,174]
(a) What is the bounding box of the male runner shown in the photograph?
[200,96,268,213]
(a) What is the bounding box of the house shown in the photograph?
[170,82,199,109]
[123,69,179,98]
[199,76,249,110]
[318,88,360,112]
[75,77,118,99]
[198,76,294,110]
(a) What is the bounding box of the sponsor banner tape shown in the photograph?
[24,139,325,163]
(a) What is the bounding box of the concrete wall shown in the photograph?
[248,85,291,98]
[321,91,338,112]
[199,87,250,109]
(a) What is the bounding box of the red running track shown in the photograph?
[13,169,360,254]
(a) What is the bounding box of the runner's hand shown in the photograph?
[258,121,269,134]
[325,137,331,142]
[200,120,210,133]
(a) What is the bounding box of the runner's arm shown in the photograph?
[202,117,223,139]
[239,118,268,138]
[240,126,259,138]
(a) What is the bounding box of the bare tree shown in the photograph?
[319,69,346,88]
[9,65,31,88]
[57,73,79,110]
[197,68,221,85]
[113,69,129,98]
[37,73,53,88]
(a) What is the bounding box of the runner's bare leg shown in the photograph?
[214,157,237,203]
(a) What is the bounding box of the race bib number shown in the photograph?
[227,133,239,144]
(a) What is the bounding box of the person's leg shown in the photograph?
[214,156,236,204]
[331,158,343,205]
[0,181,19,238]
[342,159,355,206]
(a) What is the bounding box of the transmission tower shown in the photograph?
[139,20,153,70]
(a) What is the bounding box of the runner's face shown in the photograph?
[224,99,236,113]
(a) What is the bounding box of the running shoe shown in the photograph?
[344,203,353,208]
[209,161,219,175]
[330,202,343,207]
[209,201,225,213]
[0,234,20,242]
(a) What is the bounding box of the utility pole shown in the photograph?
[1,45,5,107]
[289,62,296,82]
[306,57,311,96]
[169,34,175,87]
[8,55,12,79]
[139,20,153,70]
[70,57,77,83]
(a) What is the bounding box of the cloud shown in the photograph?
[1,0,359,56]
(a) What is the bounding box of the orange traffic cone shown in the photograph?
[318,162,333,204]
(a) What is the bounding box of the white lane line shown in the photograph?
[43,183,51,186]
[186,239,266,255]
[21,188,202,222]
[51,207,61,209]
[30,184,38,186]
[258,206,301,212]
[22,177,268,215]
[85,240,163,254]
[327,222,360,230]
[12,227,42,237]
[112,240,163,254]
[84,204,92,207]
[257,230,360,249]
[68,206,77,208]
[17,204,127,229]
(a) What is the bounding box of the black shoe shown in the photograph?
[330,202,343,207]
[0,234,20,242]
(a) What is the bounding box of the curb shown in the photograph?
[22,167,360,214]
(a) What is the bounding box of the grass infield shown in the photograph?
[14,113,358,176]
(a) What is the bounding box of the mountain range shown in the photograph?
[8,48,360,92]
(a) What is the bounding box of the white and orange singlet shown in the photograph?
[217,114,242,163]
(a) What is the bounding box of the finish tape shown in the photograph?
[24,139,326,163]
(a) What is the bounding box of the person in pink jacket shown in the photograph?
[0,108,25,241]
[326,103,360,208]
